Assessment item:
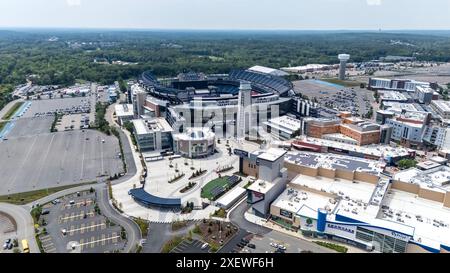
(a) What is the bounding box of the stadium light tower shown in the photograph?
[338,54,350,80]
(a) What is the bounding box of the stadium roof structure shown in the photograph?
[129,188,181,208]
[248,65,288,77]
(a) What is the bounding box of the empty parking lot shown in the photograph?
[0,130,123,195]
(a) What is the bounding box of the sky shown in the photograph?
[0,0,449,30]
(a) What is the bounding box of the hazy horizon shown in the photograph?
[0,0,449,30]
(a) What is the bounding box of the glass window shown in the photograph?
[356,231,373,242]
[383,236,395,253]
[394,239,407,253]
[357,227,374,235]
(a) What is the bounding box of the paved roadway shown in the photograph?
[0,203,39,253]
[144,222,197,253]
[228,198,334,253]
[96,184,141,253]
[105,101,137,186]
[24,183,142,253]
[0,99,25,122]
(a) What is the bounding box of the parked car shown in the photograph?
[247,243,256,249]
[41,210,50,215]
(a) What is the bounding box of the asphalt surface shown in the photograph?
[0,130,123,195]
[0,88,140,253]
[143,222,196,253]
[38,190,126,253]
[0,203,39,253]
[6,116,53,138]
[105,102,137,185]
[96,184,141,253]
[228,198,334,253]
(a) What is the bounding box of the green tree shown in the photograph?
[397,159,417,170]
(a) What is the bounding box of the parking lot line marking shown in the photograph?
[65,222,106,234]
[42,242,54,248]
[80,129,86,180]
[62,199,93,209]
[79,238,84,251]
[40,235,50,240]
[40,237,52,243]
[90,236,95,249]
[112,232,118,243]
[46,247,57,253]
[59,211,93,221]
[33,133,56,188]
[101,234,106,246]
[80,223,85,234]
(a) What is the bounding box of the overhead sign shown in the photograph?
[234,149,249,158]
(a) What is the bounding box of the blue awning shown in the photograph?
[129,188,181,208]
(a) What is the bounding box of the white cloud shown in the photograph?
[66,0,81,7]
[366,0,382,5]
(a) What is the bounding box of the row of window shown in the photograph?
[355,227,407,253]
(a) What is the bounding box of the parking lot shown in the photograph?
[239,231,335,253]
[293,79,374,117]
[6,116,53,138]
[38,190,126,253]
[23,97,91,119]
[0,130,123,195]
[0,212,19,253]
[170,239,210,253]
[56,114,90,131]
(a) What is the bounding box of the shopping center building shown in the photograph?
[267,151,450,253]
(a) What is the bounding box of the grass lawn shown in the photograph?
[201,176,230,200]
[0,182,96,205]
[320,78,362,87]
[0,121,6,132]
[2,101,24,120]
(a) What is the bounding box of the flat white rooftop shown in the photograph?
[285,151,385,175]
[382,102,423,112]
[272,187,337,218]
[216,186,246,207]
[393,165,450,192]
[264,115,301,133]
[115,104,134,117]
[247,179,276,195]
[382,189,450,250]
[257,148,286,162]
[379,91,408,101]
[291,174,375,204]
[132,118,173,135]
[432,100,450,113]
[295,136,413,158]
[248,65,288,76]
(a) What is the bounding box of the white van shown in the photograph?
[201,243,209,250]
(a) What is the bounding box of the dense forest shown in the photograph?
[1,29,450,88]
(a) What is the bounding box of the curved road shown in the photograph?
[0,203,39,253]
[4,98,142,253]
[96,184,142,253]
